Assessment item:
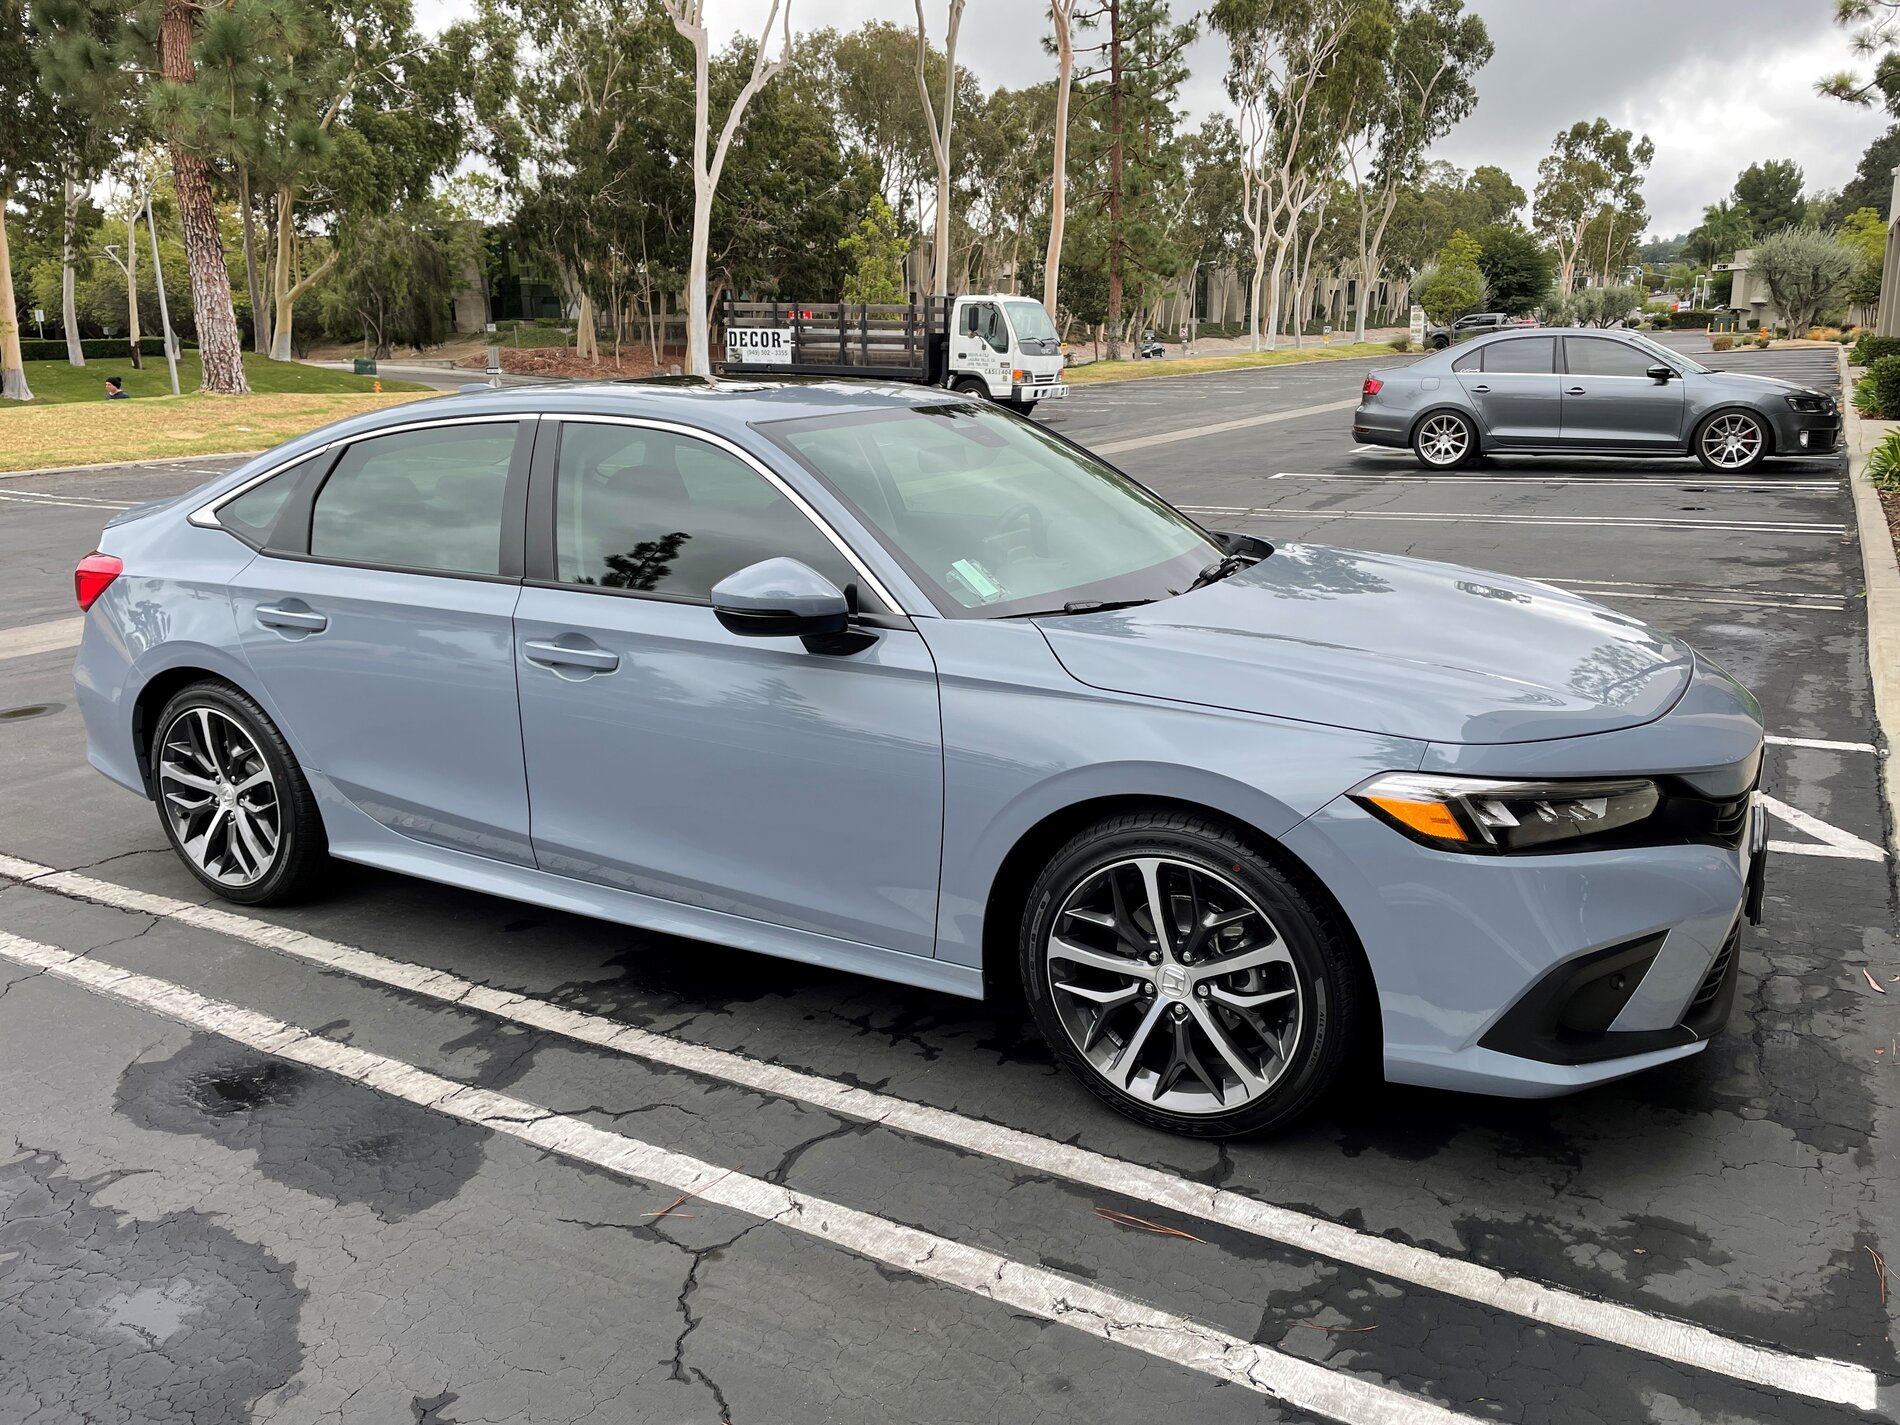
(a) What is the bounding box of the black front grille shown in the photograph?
[1649,780,1755,851]
[1687,925,1740,1016]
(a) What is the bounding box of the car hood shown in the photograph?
[1034,544,1695,745]
[1693,368,1813,400]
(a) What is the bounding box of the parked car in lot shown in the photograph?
[1355,327,1840,472]
[73,381,1765,1136]
[1423,311,1534,348]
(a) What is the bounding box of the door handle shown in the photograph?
[523,638,619,673]
[1566,386,1587,395]
[255,603,328,633]
[1469,384,1490,392]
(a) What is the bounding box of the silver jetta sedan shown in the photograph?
[73,380,1766,1136]
[1353,327,1841,472]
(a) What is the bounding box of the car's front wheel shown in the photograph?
[152,680,328,905]
[1694,409,1769,472]
[1019,811,1362,1137]
[1412,410,1477,470]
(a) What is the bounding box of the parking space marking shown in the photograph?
[1760,795,1888,861]
[0,929,1489,1425]
[1547,588,1844,612]
[1092,396,1362,456]
[1767,735,1877,753]
[0,852,1878,1411]
[1179,507,1846,536]
[0,617,85,663]
[0,490,139,511]
[0,488,138,507]
[1269,472,1840,492]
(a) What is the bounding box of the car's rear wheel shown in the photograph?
[1412,410,1477,470]
[1019,811,1362,1137]
[1694,409,1768,472]
[152,681,328,905]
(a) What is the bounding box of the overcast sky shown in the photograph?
[415,0,1893,237]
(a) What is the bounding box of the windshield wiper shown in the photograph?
[1002,597,1158,618]
[1186,552,1253,591]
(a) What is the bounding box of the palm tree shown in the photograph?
[1687,199,1752,268]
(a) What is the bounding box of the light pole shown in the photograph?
[143,188,180,396]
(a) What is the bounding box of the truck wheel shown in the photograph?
[952,377,990,401]
[1006,399,1037,416]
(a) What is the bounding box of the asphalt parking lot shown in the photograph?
[1,339,1895,1424]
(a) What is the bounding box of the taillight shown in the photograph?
[1362,376,1383,397]
[75,551,122,611]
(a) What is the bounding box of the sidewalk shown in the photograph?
[1841,345,1900,857]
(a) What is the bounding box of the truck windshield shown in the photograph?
[1004,301,1060,344]
[763,405,1221,618]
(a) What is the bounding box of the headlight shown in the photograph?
[1785,392,1833,413]
[1349,772,1661,854]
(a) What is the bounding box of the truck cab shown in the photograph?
[946,295,1069,409]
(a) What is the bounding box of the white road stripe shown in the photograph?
[0,853,1876,1410]
[0,492,135,512]
[0,930,1484,1425]
[1178,507,1845,535]
[1760,795,1888,861]
[1554,589,1843,612]
[0,489,137,508]
[1767,735,1877,753]
[1540,578,1840,601]
[1272,473,1839,491]
[0,617,84,663]
[1093,397,1362,456]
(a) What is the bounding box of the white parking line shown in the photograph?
[0,491,137,511]
[1093,397,1362,456]
[0,617,84,663]
[0,929,1484,1425]
[1541,578,1840,602]
[1271,473,1840,491]
[1180,507,1845,536]
[1760,795,1888,861]
[1767,735,1877,753]
[0,489,138,508]
[0,852,1876,1410]
[1555,589,1843,612]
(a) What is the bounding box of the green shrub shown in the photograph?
[1855,371,1880,416]
[1869,353,1900,418]
[1867,428,1900,492]
[1852,333,1900,366]
[17,336,187,361]
[1387,335,1411,352]
[1668,308,1714,329]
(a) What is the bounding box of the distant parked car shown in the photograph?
[1423,312,1527,349]
[1137,329,1167,359]
[1354,327,1841,472]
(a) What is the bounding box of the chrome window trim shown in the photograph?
[187,413,535,531]
[541,412,909,617]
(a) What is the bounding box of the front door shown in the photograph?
[1560,335,1687,448]
[1455,335,1562,445]
[513,418,945,958]
[231,418,536,865]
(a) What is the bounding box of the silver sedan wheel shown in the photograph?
[157,707,281,888]
[1700,412,1764,469]
[1415,413,1470,467]
[1045,856,1303,1115]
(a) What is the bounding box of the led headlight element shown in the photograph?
[1351,773,1661,853]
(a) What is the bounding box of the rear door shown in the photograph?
[229,417,537,865]
[1560,336,1686,449]
[1455,335,1562,446]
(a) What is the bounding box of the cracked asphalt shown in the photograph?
[1,336,1896,1424]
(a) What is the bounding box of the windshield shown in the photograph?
[1004,300,1060,344]
[1625,330,1709,373]
[765,405,1221,617]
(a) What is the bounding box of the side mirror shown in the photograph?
[1647,363,1676,383]
[712,558,851,641]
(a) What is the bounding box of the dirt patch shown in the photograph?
[456,346,682,380]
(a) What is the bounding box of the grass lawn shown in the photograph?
[1066,340,1403,385]
[0,355,435,473]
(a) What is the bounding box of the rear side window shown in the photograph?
[553,423,861,601]
[219,453,324,547]
[310,424,518,575]
[1564,338,1655,378]
[1450,347,1483,372]
[1482,338,1555,375]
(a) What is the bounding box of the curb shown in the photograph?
[0,450,266,482]
[1840,343,1900,862]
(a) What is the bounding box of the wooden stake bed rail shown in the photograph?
[719,296,954,381]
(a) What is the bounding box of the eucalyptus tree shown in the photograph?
[0,0,60,399]
[963,82,1055,291]
[1042,0,1080,318]
[912,0,964,295]
[1531,118,1653,290]
[1339,0,1490,340]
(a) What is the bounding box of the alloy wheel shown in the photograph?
[157,706,282,888]
[1416,414,1469,466]
[1044,856,1303,1115]
[1700,413,1763,469]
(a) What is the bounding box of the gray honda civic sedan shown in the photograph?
[1353,327,1840,471]
[73,380,1766,1136]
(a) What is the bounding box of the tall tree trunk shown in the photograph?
[239,165,270,356]
[1042,0,1074,321]
[121,212,142,369]
[0,185,32,401]
[1104,0,1124,361]
[159,1,248,394]
[269,187,337,361]
[914,0,965,297]
[61,171,84,367]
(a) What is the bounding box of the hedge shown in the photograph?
[1852,333,1900,367]
[1668,309,1716,329]
[16,336,191,361]
[1869,354,1900,420]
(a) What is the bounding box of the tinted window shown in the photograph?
[310,425,517,575]
[1565,337,1657,378]
[1483,337,1555,374]
[554,424,861,602]
[219,454,321,546]
[1450,347,1483,372]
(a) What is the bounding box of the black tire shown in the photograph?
[1411,409,1478,470]
[951,377,990,400]
[151,679,329,905]
[1692,408,1770,473]
[1018,810,1363,1137]
[1006,399,1037,416]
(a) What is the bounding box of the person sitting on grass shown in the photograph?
[105,377,130,400]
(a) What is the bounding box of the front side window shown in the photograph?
[1483,337,1555,375]
[553,424,863,603]
[1565,337,1656,378]
[310,424,518,575]
[768,405,1221,617]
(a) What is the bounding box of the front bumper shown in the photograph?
[1014,382,1068,402]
